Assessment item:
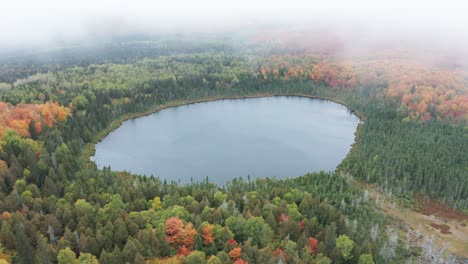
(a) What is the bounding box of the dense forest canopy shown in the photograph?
[0,35,466,263]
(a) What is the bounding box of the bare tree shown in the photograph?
[420,235,456,264]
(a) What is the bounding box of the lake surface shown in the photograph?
[92,96,360,185]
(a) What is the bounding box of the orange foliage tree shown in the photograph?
[0,101,70,139]
[165,217,198,250]
[1,211,11,220]
[229,247,242,260]
[257,48,468,122]
[166,217,184,246]
[201,224,214,245]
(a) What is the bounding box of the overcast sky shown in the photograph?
[1,0,468,52]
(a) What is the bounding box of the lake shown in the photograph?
[92,96,360,185]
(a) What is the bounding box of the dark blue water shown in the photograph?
[92,96,359,185]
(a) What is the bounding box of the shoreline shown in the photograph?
[82,93,365,166]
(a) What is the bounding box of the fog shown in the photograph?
[1,0,468,60]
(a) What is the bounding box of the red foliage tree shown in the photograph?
[34,122,42,134]
[178,246,191,256]
[298,220,305,231]
[309,237,319,255]
[279,213,290,223]
[234,259,248,264]
[273,248,288,260]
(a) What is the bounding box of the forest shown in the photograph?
[0,38,466,263]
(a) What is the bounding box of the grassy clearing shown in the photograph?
[364,184,468,258]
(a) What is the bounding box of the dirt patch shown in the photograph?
[430,223,452,234]
[416,195,468,221]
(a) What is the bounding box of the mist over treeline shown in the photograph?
[1,0,467,71]
[0,0,468,56]
[1,24,467,70]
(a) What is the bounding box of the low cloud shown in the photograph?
[1,0,467,63]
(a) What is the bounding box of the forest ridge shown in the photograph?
[0,36,466,263]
